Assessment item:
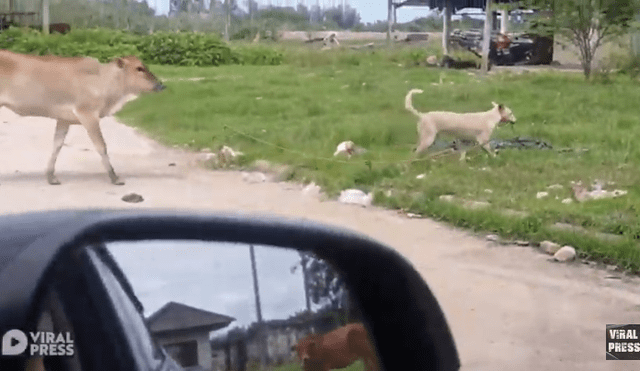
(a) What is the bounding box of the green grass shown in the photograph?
[272,360,365,371]
[117,43,640,272]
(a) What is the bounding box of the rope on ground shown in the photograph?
[222,125,482,165]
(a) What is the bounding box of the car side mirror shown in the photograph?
[0,210,460,371]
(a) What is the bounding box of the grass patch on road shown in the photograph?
[117,44,640,272]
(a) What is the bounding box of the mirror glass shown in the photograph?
[105,241,381,371]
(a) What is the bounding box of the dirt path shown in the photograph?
[0,108,638,370]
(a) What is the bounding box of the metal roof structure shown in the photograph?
[394,0,517,10]
[147,301,236,334]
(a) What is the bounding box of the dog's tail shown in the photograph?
[405,89,424,118]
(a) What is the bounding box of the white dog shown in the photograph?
[405,89,516,161]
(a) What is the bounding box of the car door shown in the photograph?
[54,242,181,371]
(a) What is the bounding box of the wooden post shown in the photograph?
[481,0,493,74]
[42,0,49,35]
[442,0,452,55]
[499,8,507,34]
[224,0,230,41]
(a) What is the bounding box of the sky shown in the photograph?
[146,0,440,24]
[107,240,324,339]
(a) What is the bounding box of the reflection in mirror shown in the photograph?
[106,241,381,371]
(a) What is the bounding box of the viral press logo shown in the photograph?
[2,329,74,357]
[1,330,28,355]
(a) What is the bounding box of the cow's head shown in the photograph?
[113,55,166,94]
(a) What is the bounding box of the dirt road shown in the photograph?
[0,108,638,370]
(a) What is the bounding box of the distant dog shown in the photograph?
[405,89,516,161]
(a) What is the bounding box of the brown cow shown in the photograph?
[0,50,165,185]
[291,323,378,371]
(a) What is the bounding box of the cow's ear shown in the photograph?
[113,57,126,68]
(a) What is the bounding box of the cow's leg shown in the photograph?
[46,120,71,185]
[75,111,124,185]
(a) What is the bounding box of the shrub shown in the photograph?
[135,31,233,66]
[0,26,282,66]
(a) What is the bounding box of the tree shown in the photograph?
[324,5,360,29]
[291,252,349,311]
[525,0,639,79]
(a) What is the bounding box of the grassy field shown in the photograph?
[271,360,365,371]
[117,41,640,272]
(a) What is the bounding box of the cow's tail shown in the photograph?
[405,89,425,118]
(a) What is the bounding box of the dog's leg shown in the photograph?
[481,142,496,158]
[415,122,436,155]
[459,151,467,162]
[46,120,71,185]
[74,110,124,185]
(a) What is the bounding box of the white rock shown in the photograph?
[199,152,217,162]
[439,195,455,202]
[561,198,573,204]
[416,174,426,179]
[536,191,549,199]
[338,189,373,207]
[242,172,267,183]
[486,234,499,242]
[553,246,576,262]
[540,241,561,255]
[484,189,493,193]
[302,182,321,196]
[547,184,563,190]
[220,145,243,158]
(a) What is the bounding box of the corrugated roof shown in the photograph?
[395,0,516,11]
[147,301,235,333]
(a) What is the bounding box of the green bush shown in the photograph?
[135,31,233,66]
[232,27,260,41]
[0,26,282,66]
[232,45,283,65]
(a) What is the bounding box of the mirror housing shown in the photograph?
[0,209,460,371]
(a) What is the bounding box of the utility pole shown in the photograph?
[442,0,451,55]
[224,0,230,41]
[300,254,311,312]
[42,0,50,35]
[386,0,392,43]
[249,245,268,369]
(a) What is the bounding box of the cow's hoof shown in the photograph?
[47,175,61,185]
[112,178,125,186]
